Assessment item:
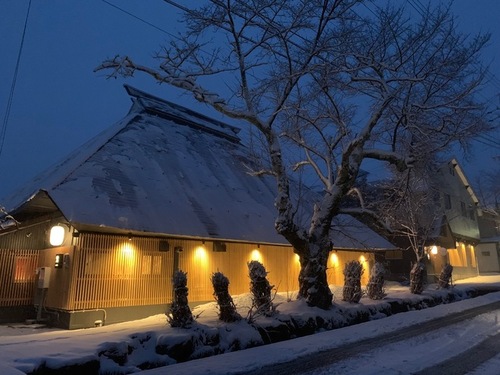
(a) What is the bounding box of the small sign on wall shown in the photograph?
[54,253,64,268]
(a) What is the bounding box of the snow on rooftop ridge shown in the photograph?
[125,85,241,143]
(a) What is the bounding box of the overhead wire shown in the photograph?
[100,0,177,37]
[0,0,32,160]
[106,0,500,145]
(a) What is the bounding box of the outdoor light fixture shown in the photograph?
[128,233,132,241]
[431,245,438,255]
[174,246,184,253]
[49,225,65,246]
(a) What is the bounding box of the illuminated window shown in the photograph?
[448,244,467,267]
[14,257,36,283]
[470,246,477,268]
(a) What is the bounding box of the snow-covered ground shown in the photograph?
[0,275,499,375]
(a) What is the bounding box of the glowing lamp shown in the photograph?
[431,245,438,255]
[49,225,65,246]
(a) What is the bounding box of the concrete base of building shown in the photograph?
[0,305,37,324]
[42,304,170,330]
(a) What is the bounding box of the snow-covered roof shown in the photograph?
[1,85,395,250]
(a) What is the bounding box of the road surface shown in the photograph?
[242,301,500,375]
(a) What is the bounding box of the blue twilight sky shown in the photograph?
[0,0,499,201]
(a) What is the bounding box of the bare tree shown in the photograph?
[375,160,444,294]
[96,1,491,309]
[474,167,500,213]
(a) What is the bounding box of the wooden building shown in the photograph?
[0,86,396,329]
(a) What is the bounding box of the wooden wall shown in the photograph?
[0,249,39,307]
[177,241,300,302]
[447,242,478,281]
[3,229,380,312]
[65,234,175,310]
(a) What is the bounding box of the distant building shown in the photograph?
[476,210,500,273]
[0,86,396,329]
[381,159,481,283]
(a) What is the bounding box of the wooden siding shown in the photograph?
[44,234,379,310]
[177,241,300,302]
[2,227,381,312]
[327,251,373,286]
[447,242,478,281]
[0,249,39,306]
[0,224,51,250]
[66,234,174,310]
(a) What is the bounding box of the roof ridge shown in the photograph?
[124,84,241,142]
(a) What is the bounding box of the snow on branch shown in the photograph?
[362,149,414,172]
[95,56,265,129]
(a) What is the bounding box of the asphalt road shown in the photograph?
[240,300,500,375]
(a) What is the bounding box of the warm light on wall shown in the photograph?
[431,245,438,255]
[121,243,134,256]
[250,249,262,263]
[329,253,339,266]
[115,242,136,275]
[49,225,65,246]
[359,255,367,263]
[194,246,208,265]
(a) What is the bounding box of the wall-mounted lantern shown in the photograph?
[49,225,65,246]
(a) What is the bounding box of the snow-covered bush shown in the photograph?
[342,260,364,303]
[247,260,275,318]
[367,262,386,300]
[166,270,193,328]
[438,263,453,289]
[410,262,425,294]
[211,272,241,322]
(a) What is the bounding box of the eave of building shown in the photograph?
[451,158,479,206]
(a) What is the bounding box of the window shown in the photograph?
[141,255,162,275]
[14,257,36,283]
[444,194,452,210]
[461,202,467,217]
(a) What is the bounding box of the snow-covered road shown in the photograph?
[157,290,500,375]
[302,306,500,375]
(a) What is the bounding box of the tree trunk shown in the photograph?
[410,261,425,294]
[296,247,332,310]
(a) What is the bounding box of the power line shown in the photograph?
[100,0,176,37]
[0,0,32,160]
